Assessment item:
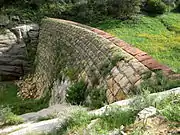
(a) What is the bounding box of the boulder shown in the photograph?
[0,23,39,81]
[0,29,27,80]
[137,106,157,120]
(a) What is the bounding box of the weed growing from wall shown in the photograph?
[132,71,180,95]
[99,59,113,77]
[63,67,79,81]
[111,53,124,66]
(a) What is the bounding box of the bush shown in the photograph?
[176,2,180,12]
[98,108,137,130]
[39,2,70,18]
[132,71,180,95]
[69,0,108,23]
[107,0,141,19]
[143,0,168,14]
[87,88,107,109]
[0,106,24,126]
[66,80,88,105]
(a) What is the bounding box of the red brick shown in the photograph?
[123,47,144,56]
[108,37,118,41]
[141,59,161,70]
[91,28,107,35]
[135,54,152,62]
[115,41,130,48]
[153,65,172,73]
[102,34,113,39]
[111,39,122,44]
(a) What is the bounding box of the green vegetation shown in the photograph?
[132,71,180,95]
[52,108,136,135]
[0,1,180,134]
[63,68,79,81]
[99,59,113,77]
[55,93,180,134]
[158,94,180,122]
[93,108,136,134]
[130,91,180,122]
[0,106,24,127]
[0,82,51,115]
[143,0,168,14]
[66,80,88,105]
[92,13,180,73]
[86,88,107,109]
[111,52,124,66]
[0,0,141,23]
[66,80,107,109]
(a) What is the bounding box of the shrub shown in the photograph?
[66,80,88,105]
[39,2,69,18]
[0,106,24,126]
[176,2,180,12]
[143,0,168,14]
[107,0,141,19]
[132,71,180,95]
[87,88,107,109]
[98,108,137,130]
[69,0,108,23]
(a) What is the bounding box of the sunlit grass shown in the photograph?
[91,13,180,73]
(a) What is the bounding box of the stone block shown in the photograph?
[114,73,124,83]
[111,67,120,77]
[119,77,129,88]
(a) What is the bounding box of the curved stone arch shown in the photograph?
[22,18,180,104]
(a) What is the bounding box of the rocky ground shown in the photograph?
[0,88,179,135]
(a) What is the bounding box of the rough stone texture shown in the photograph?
[0,104,82,135]
[0,29,27,79]
[21,18,152,104]
[20,18,179,104]
[0,24,39,80]
[8,118,59,135]
[137,106,157,120]
[20,104,76,122]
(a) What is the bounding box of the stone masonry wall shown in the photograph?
[27,18,155,104]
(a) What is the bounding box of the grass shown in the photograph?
[0,82,21,105]
[50,108,137,135]
[91,12,180,73]
[157,94,180,122]
[0,82,50,115]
